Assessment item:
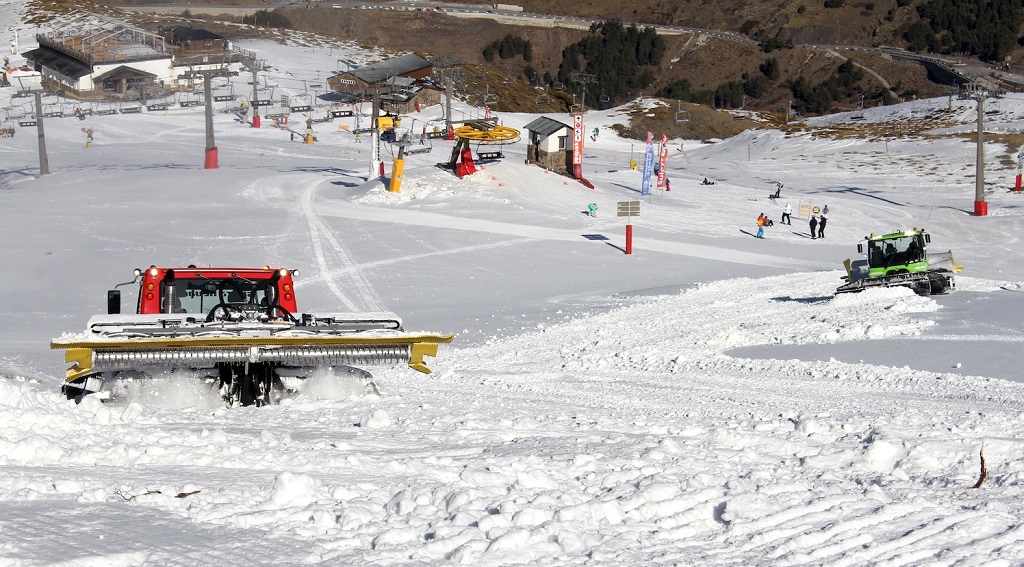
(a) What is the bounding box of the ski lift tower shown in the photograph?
[184,65,234,169]
[960,82,990,216]
[14,72,48,175]
[429,56,462,138]
[482,84,497,117]
[570,72,597,114]
[370,88,384,179]
[237,50,267,128]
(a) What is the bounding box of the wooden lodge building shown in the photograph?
[327,53,440,113]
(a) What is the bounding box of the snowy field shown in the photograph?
[3,2,1024,565]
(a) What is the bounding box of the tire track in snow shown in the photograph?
[322,236,538,274]
[300,180,382,311]
[856,510,989,564]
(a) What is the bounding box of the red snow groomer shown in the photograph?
[52,265,454,406]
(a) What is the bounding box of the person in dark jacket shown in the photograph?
[809,215,818,239]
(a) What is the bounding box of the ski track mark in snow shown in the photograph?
[300,180,382,311]
[333,235,538,273]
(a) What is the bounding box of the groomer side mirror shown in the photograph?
[107,289,121,314]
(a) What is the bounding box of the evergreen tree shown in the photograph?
[554,21,666,109]
[760,58,780,80]
[907,0,1022,61]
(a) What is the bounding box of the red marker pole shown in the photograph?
[626,223,633,255]
[1016,150,1023,191]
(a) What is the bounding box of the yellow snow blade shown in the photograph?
[52,333,455,382]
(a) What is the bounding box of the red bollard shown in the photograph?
[974,201,988,216]
[1016,173,1022,191]
[252,114,261,128]
[204,147,218,169]
[625,224,633,255]
[379,161,385,177]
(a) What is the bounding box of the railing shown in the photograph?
[42,67,76,92]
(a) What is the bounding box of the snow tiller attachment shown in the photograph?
[51,266,454,406]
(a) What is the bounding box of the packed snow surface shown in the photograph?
[3,2,1024,565]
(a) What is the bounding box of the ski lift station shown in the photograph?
[326,53,440,111]
[20,12,244,99]
[523,116,575,175]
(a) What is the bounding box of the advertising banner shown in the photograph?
[572,114,584,166]
[640,132,654,196]
[656,133,668,189]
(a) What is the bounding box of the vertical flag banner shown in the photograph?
[641,131,655,196]
[656,133,669,189]
[572,113,584,178]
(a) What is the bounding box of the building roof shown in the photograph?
[164,27,224,43]
[91,65,158,83]
[21,46,91,79]
[349,53,432,85]
[523,116,571,137]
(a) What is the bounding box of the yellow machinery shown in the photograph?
[446,122,522,173]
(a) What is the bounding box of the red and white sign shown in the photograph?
[572,114,584,166]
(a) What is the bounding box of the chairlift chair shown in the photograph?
[675,110,691,124]
[178,91,204,107]
[212,83,238,103]
[95,101,119,115]
[42,103,63,118]
[289,93,314,113]
[119,100,143,114]
[404,134,433,155]
[476,141,505,161]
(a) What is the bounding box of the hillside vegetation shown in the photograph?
[47,0,1024,137]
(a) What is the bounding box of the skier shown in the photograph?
[756,214,765,239]
[809,215,818,240]
[587,203,598,217]
[781,202,792,225]
[817,209,828,239]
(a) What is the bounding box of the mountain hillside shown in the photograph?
[30,0,987,132]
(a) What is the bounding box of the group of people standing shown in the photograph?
[809,205,828,239]
[755,203,829,239]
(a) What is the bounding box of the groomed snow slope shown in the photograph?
[2,3,1024,565]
